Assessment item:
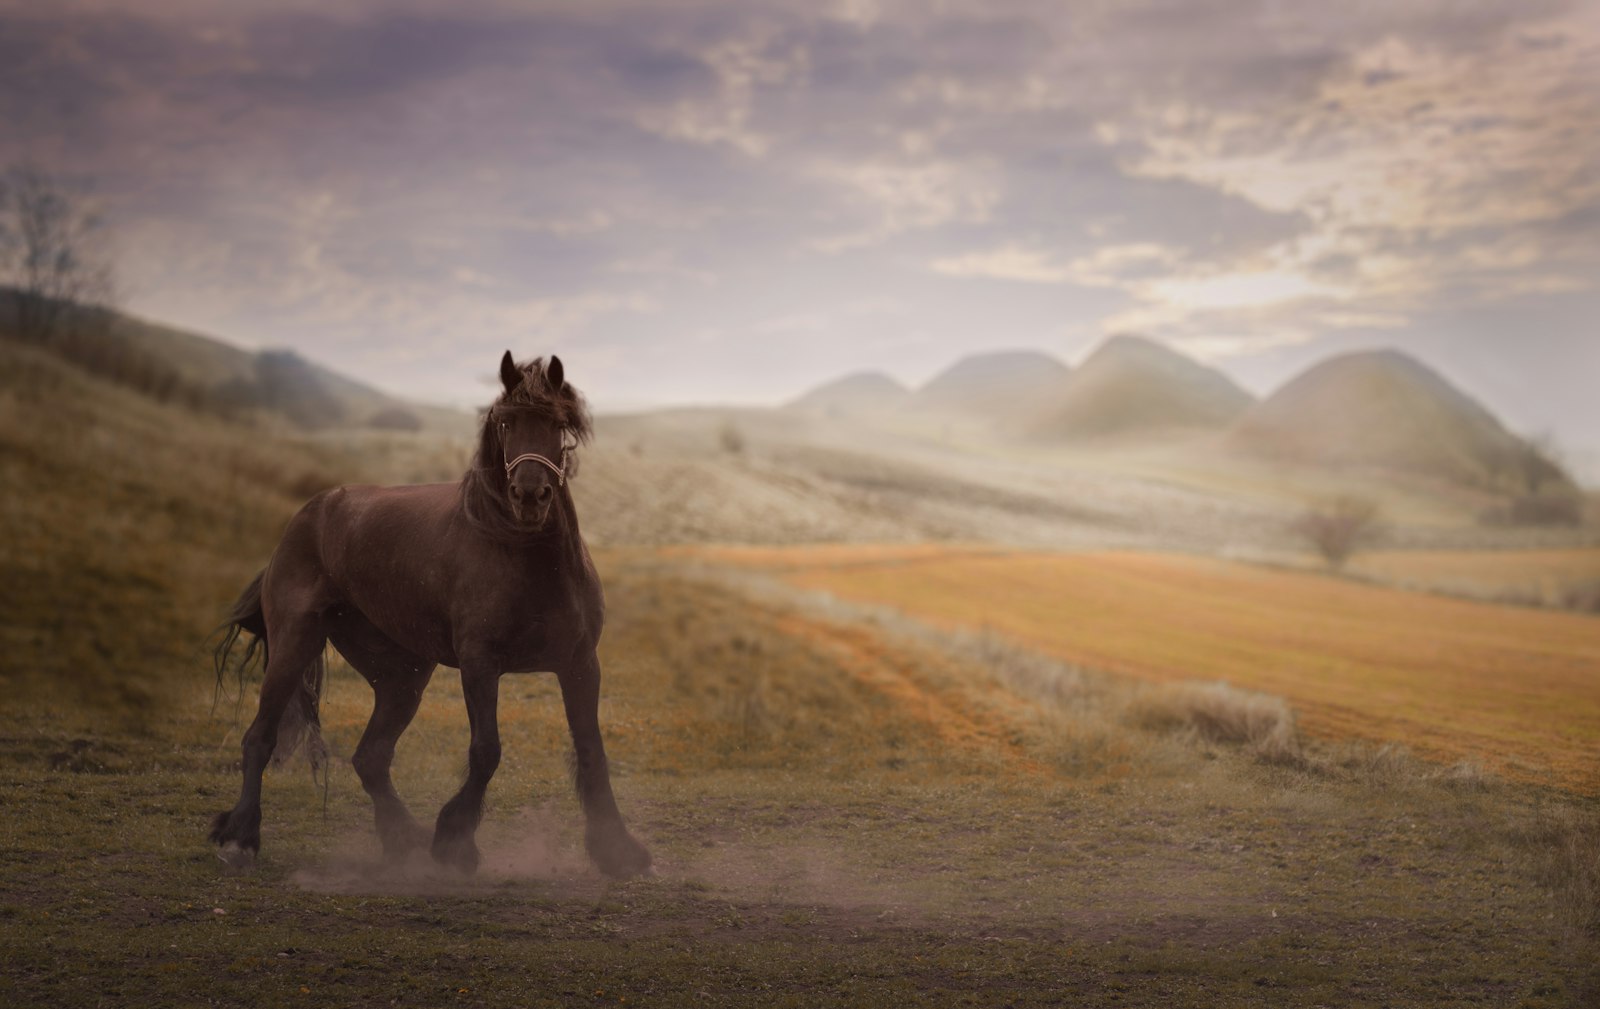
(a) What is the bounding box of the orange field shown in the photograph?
[681,544,1600,792]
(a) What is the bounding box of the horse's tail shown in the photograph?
[212,569,328,774]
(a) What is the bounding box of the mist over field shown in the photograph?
[3,1,1599,1007]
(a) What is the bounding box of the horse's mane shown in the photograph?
[459,357,591,539]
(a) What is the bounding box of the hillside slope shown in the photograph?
[1229,350,1559,491]
[787,370,910,419]
[906,350,1069,429]
[1,292,470,434]
[1027,335,1253,440]
[0,336,466,715]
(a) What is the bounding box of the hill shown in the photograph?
[0,334,468,715]
[1026,334,1254,440]
[787,370,910,419]
[1229,350,1566,492]
[0,291,469,434]
[120,311,470,434]
[905,350,1069,428]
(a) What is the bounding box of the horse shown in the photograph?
[208,351,652,878]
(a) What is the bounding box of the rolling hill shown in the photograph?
[1228,350,1564,492]
[0,290,469,435]
[905,350,1069,429]
[786,370,911,419]
[1025,334,1254,440]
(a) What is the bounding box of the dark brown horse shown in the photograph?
[209,352,651,877]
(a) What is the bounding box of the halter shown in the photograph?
[504,450,566,486]
[501,428,574,486]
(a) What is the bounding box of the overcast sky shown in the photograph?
[3,0,1597,465]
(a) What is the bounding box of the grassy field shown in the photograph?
[683,545,1600,793]
[3,337,1598,1006]
[4,557,1598,1007]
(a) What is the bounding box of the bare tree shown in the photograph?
[0,164,117,343]
[1515,432,1568,496]
[1294,495,1381,570]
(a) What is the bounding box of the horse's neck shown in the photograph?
[522,486,586,562]
[554,485,586,554]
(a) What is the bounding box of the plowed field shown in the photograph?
[686,544,1600,792]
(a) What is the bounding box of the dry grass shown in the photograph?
[690,543,1600,793]
[1350,547,1600,612]
[1125,682,1303,766]
[0,339,464,717]
[1538,808,1600,941]
[9,555,1599,1006]
[633,558,1599,991]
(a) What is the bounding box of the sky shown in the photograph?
[3,0,1597,468]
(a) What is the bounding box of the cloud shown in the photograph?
[632,25,807,157]
[809,157,1000,251]
[1111,8,1600,319]
[0,0,1594,450]
[931,241,1181,286]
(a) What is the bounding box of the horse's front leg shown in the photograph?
[558,649,652,878]
[430,666,501,874]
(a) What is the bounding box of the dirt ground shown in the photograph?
[2,556,1595,1008]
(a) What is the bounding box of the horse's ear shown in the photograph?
[499,350,520,395]
[547,355,565,392]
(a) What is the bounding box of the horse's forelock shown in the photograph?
[493,356,591,444]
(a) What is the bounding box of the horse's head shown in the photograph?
[487,350,589,531]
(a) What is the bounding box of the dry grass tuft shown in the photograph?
[1515,805,1600,942]
[1333,741,1420,783]
[959,628,1092,711]
[1432,759,1494,791]
[1125,681,1303,766]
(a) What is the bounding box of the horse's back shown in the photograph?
[265,482,464,661]
[266,479,604,671]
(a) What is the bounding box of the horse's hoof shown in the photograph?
[430,837,480,876]
[217,841,255,870]
[591,832,654,879]
[379,821,431,861]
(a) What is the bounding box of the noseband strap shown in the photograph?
[504,451,566,485]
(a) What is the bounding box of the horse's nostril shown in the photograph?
[536,484,554,504]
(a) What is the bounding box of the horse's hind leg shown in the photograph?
[328,616,436,860]
[209,610,327,866]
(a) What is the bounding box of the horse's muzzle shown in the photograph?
[510,481,555,528]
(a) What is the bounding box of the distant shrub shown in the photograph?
[367,406,422,432]
[216,350,346,430]
[1294,495,1380,569]
[1561,579,1600,615]
[1508,491,1583,527]
[719,421,745,455]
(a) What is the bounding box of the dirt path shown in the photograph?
[771,612,1047,775]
